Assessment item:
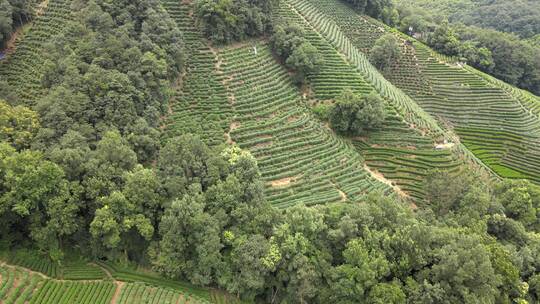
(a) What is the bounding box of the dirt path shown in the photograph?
[2,26,23,55]
[331,182,347,201]
[337,188,347,201]
[110,281,125,304]
[2,0,50,56]
[91,262,112,279]
[269,176,297,187]
[363,164,408,197]
[224,121,240,144]
[35,0,50,16]
[92,261,127,304]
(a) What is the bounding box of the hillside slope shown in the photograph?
[0,0,73,104]
[292,0,540,185]
[278,0,469,200]
[3,0,537,202]
[159,0,399,207]
[2,0,540,302]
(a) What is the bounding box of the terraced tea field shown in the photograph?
[0,0,74,105]
[217,43,390,207]
[413,44,540,182]
[276,0,467,200]
[0,264,45,304]
[355,109,463,200]
[292,0,540,184]
[153,0,469,204]
[0,255,212,304]
[275,4,373,100]
[2,250,107,280]
[160,0,232,146]
[116,282,206,304]
[0,264,114,304]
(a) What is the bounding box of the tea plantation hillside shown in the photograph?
[277,0,475,200]
[3,0,540,303]
[289,0,540,185]
[160,0,397,206]
[0,250,215,303]
[0,262,211,304]
[159,0,233,146]
[3,0,531,206]
[0,0,73,104]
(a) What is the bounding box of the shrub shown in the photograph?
[312,103,333,120]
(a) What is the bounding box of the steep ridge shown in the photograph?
[286,0,445,135]
[412,43,540,181]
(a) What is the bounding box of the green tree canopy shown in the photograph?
[0,99,39,149]
[270,24,323,83]
[370,33,402,71]
[195,0,276,44]
[330,89,386,135]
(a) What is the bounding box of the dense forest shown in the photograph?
[2,0,540,303]
[394,0,540,39]
[389,0,540,96]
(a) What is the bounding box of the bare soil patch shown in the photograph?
[363,164,408,197]
[269,176,297,187]
[110,281,125,304]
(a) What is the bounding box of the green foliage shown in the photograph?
[312,103,333,120]
[286,41,324,82]
[0,99,39,149]
[495,180,540,231]
[270,24,323,82]
[370,33,401,71]
[151,139,268,289]
[0,145,79,256]
[33,0,183,155]
[367,281,406,304]
[330,89,385,135]
[157,134,226,199]
[458,41,493,70]
[195,0,276,44]
[0,0,13,46]
[330,238,390,300]
[395,0,540,39]
[0,0,185,261]
[528,34,540,48]
[424,169,474,215]
[341,0,392,19]
[427,21,460,57]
